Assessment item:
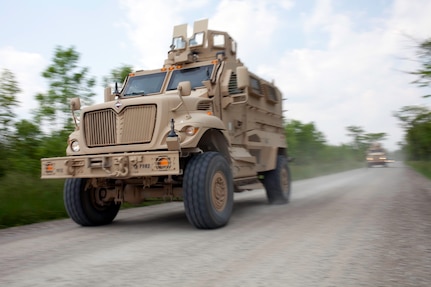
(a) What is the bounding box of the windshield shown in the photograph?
[123,72,166,96]
[167,65,214,91]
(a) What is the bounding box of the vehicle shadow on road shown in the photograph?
[100,195,270,231]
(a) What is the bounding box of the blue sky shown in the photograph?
[1,0,430,151]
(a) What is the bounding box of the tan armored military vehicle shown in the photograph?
[366,142,387,167]
[41,19,290,229]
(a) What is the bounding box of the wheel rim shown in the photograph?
[211,171,228,212]
[87,185,112,211]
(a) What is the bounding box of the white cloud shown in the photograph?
[256,0,431,150]
[210,0,294,67]
[118,0,210,69]
[0,47,46,119]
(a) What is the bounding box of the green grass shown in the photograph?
[406,161,431,180]
[0,160,364,229]
[0,173,166,229]
[0,173,67,229]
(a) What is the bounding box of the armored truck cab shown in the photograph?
[41,19,290,229]
[366,142,387,167]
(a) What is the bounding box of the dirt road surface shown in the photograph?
[1,162,430,287]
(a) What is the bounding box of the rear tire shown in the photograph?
[183,152,234,229]
[64,178,120,226]
[262,155,291,204]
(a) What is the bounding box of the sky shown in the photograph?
[1,0,431,151]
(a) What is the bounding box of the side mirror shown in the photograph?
[104,87,115,102]
[70,97,81,111]
[236,66,249,89]
[177,81,191,97]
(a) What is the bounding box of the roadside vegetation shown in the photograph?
[1,36,430,229]
[406,161,431,180]
[395,37,431,179]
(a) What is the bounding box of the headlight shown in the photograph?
[70,140,80,152]
[184,126,198,136]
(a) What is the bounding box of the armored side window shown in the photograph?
[250,76,262,96]
[190,32,204,47]
[213,34,225,48]
[264,84,279,103]
[172,36,186,50]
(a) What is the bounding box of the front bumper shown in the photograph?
[41,151,180,179]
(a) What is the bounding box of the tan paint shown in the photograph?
[41,19,288,204]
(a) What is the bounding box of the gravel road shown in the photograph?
[1,162,430,287]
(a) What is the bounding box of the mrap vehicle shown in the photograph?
[366,142,387,167]
[41,19,291,229]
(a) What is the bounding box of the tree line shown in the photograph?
[1,37,430,178]
[393,37,431,160]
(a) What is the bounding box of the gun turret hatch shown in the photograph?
[164,19,237,66]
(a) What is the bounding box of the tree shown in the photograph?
[0,69,21,177]
[346,125,366,150]
[102,64,133,88]
[393,105,430,129]
[346,126,388,160]
[8,120,42,174]
[410,37,431,97]
[0,69,21,141]
[364,132,387,145]
[34,46,96,130]
[285,120,326,164]
[394,105,431,160]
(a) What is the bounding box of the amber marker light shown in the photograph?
[169,66,175,70]
[211,60,218,64]
[46,163,54,173]
[161,67,167,71]
[128,73,135,77]
[206,111,212,115]
[156,157,171,170]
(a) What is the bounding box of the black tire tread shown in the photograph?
[262,155,291,204]
[64,178,120,226]
[183,152,233,229]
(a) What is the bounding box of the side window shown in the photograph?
[250,76,262,96]
[190,32,204,47]
[213,34,225,48]
[172,36,185,50]
[264,84,279,103]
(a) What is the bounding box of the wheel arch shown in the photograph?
[197,129,231,163]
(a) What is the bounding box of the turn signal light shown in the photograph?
[156,157,171,170]
[46,163,54,173]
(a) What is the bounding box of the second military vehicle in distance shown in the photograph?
[366,142,388,167]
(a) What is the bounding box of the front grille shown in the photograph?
[84,105,157,147]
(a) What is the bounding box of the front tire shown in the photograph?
[64,178,121,226]
[183,152,234,229]
[262,155,291,204]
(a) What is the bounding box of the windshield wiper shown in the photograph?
[124,92,145,96]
